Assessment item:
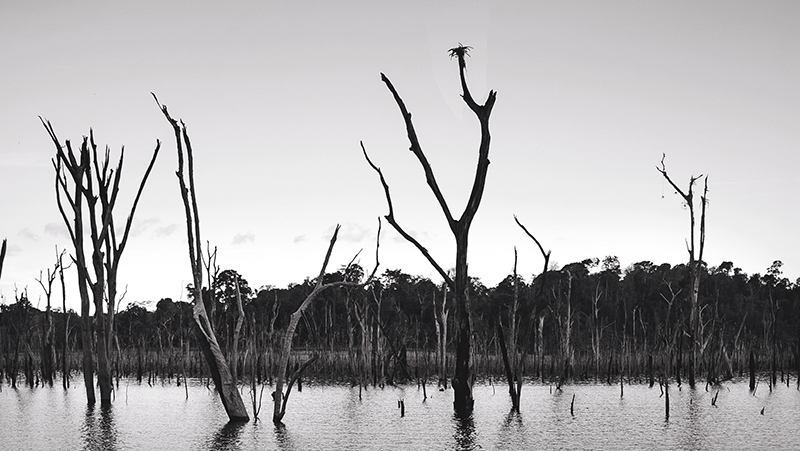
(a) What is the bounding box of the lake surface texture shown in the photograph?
[1,378,799,450]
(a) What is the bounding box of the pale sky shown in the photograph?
[2,1,798,312]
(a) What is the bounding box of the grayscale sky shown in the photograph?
[2,1,798,311]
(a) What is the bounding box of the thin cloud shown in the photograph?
[155,223,178,238]
[293,235,306,244]
[44,222,69,238]
[325,223,370,244]
[232,232,255,245]
[18,227,39,241]
[392,227,430,244]
[5,243,23,256]
[129,217,160,237]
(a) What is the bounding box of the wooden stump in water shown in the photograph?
[749,351,756,392]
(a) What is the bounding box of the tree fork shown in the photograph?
[363,44,495,416]
[154,94,249,422]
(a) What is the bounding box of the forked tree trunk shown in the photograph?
[273,224,380,424]
[363,45,495,416]
[155,95,248,421]
[44,118,159,406]
[657,155,708,389]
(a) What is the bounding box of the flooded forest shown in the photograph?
[2,45,800,435]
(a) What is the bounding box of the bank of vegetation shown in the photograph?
[2,259,798,392]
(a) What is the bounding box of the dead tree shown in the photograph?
[497,248,522,411]
[656,154,708,388]
[0,238,6,282]
[433,282,450,389]
[58,250,72,389]
[232,276,246,385]
[362,44,496,416]
[44,118,160,405]
[515,216,551,379]
[36,251,62,387]
[154,94,249,421]
[273,223,380,424]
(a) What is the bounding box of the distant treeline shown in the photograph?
[1,258,798,388]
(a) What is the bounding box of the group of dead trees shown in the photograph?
[16,43,800,427]
[42,118,160,406]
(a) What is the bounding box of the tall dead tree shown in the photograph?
[154,94,249,422]
[58,250,72,389]
[433,282,449,389]
[36,251,61,387]
[656,154,708,388]
[273,223,380,424]
[0,239,6,282]
[363,44,495,416]
[44,118,160,405]
[497,248,523,411]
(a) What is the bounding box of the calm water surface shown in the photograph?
[2,378,799,450]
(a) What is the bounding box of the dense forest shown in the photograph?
[2,258,799,393]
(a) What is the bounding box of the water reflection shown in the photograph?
[502,410,523,428]
[82,404,117,451]
[209,421,246,450]
[3,380,800,450]
[452,413,477,450]
[274,422,297,450]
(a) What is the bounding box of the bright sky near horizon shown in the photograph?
[1,1,798,312]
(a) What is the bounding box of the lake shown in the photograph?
[1,377,799,450]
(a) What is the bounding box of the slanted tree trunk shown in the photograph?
[155,95,248,421]
[273,224,380,424]
[44,117,160,406]
[0,238,6,282]
[656,154,708,389]
[363,44,496,417]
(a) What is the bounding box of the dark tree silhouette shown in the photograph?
[154,94,249,422]
[0,239,6,282]
[363,44,496,416]
[43,118,160,405]
[273,223,380,424]
[656,154,708,388]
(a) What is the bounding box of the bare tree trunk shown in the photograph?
[272,224,380,424]
[232,277,246,385]
[656,155,708,389]
[0,238,6,282]
[363,44,495,416]
[36,259,59,387]
[60,252,71,389]
[44,117,159,405]
[155,96,248,421]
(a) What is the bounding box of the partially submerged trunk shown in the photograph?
[273,224,380,424]
[656,155,708,389]
[363,44,495,416]
[155,96,248,421]
[44,118,159,406]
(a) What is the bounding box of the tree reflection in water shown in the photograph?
[82,404,117,451]
[210,421,246,450]
[452,413,477,450]
[274,422,297,450]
